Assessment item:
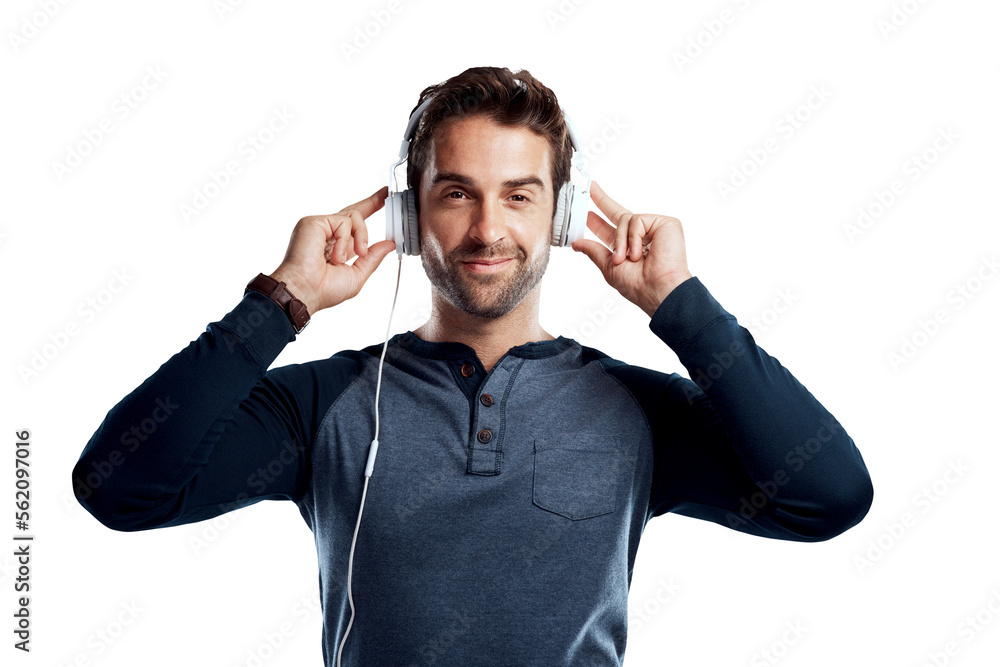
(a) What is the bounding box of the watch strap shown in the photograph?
[245,273,310,333]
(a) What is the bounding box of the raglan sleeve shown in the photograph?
[71,291,339,532]
[639,276,874,542]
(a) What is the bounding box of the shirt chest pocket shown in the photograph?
[532,436,630,520]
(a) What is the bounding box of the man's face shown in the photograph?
[417,114,554,319]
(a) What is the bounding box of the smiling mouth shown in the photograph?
[461,258,514,272]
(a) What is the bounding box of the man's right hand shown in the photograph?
[269,186,396,316]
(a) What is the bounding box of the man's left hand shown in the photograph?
[572,180,694,318]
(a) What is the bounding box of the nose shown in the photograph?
[467,196,507,248]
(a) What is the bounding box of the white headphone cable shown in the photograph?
[337,251,403,667]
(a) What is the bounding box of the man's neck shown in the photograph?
[412,292,555,373]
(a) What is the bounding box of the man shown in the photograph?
[72,66,874,666]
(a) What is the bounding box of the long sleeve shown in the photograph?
[71,291,362,532]
[610,276,873,542]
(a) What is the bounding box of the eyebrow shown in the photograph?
[430,172,545,190]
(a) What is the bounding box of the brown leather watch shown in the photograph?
[244,273,311,333]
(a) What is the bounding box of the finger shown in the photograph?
[331,216,353,264]
[343,208,369,258]
[354,213,369,257]
[590,180,632,229]
[613,210,630,264]
[628,215,649,262]
[591,182,631,264]
[585,210,616,249]
[295,216,340,265]
[338,185,389,219]
[325,235,357,263]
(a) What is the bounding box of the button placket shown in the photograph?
[466,358,523,476]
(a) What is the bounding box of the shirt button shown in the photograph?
[460,363,476,377]
[480,393,494,407]
[477,429,492,444]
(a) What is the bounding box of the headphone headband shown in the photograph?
[396,95,436,161]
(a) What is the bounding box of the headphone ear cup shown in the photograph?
[565,181,589,246]
[403,189,420,255]
[551,181,571,247]
[387,190,404,255]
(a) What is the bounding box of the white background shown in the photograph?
[3,1,999,665]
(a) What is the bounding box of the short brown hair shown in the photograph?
[405,66,572,219]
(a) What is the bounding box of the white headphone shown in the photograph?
[385,95,593,255]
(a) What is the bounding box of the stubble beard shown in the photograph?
[420,239,550,319]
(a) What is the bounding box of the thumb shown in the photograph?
[350,239,397,280]
[572,239,610,277]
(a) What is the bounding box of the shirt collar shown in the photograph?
[392,331,576,361]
